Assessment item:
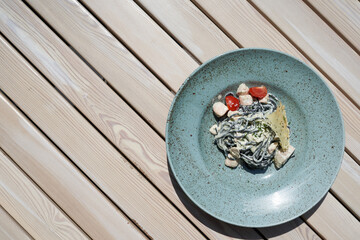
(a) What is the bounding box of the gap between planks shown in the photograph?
[189,0,244,48]
[0,205,34,240]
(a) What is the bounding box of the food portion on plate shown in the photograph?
[210,83,295,169]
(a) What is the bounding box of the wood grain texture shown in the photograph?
[135,0,237,62]
[23,0,173,136]
[0,36,204,240]
[194,0,360,164]
[0,150,88,240]
[81,0,198,91]
[0,95,146,240]
[306,0,360,52]
[252,0,360,107]
[0,1,261,239]
[0,206,33,240]
[303,193,360,240]
[332,153,360,219]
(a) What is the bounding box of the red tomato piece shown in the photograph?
[225,95,240,111]
[249,86,267,99]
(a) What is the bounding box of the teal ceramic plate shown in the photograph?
[166,48,344,227]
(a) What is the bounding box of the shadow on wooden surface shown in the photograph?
[168,158,323,239]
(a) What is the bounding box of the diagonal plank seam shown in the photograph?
[0,89,151,239]
[303,0,360,56]
[132,0,202,64]
[329,188,360,221]
[189,0,244,48]
[0,146,92,240]
[0,204,34,239]
[68,45,106,82]
[0,32,208,240]
[247,0,360,110]
[346,148,360,167]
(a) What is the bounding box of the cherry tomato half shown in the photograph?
[249,86,267,99]
[225,95,240,111]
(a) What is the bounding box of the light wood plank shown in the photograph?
[0,1,261,239]
[332,153,360,219]
[0,206,33,240]
[193,0,360,164]
[306,0,360,52]
[0,36,204,240]
[22,0,173,136]
[82,0,197,91]
[135,0,237,62]
[0,95,146,240]
[252,0,360,107]
[303,193,360,240]
[0,149,88,240]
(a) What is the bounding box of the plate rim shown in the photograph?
[165,47,345,227]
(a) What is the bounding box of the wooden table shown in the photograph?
[0,0,359,239]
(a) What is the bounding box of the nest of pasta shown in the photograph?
[210,83,295,169]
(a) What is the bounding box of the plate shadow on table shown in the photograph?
[168,158,324,238]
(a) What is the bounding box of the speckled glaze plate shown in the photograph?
[166,48,344,227]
